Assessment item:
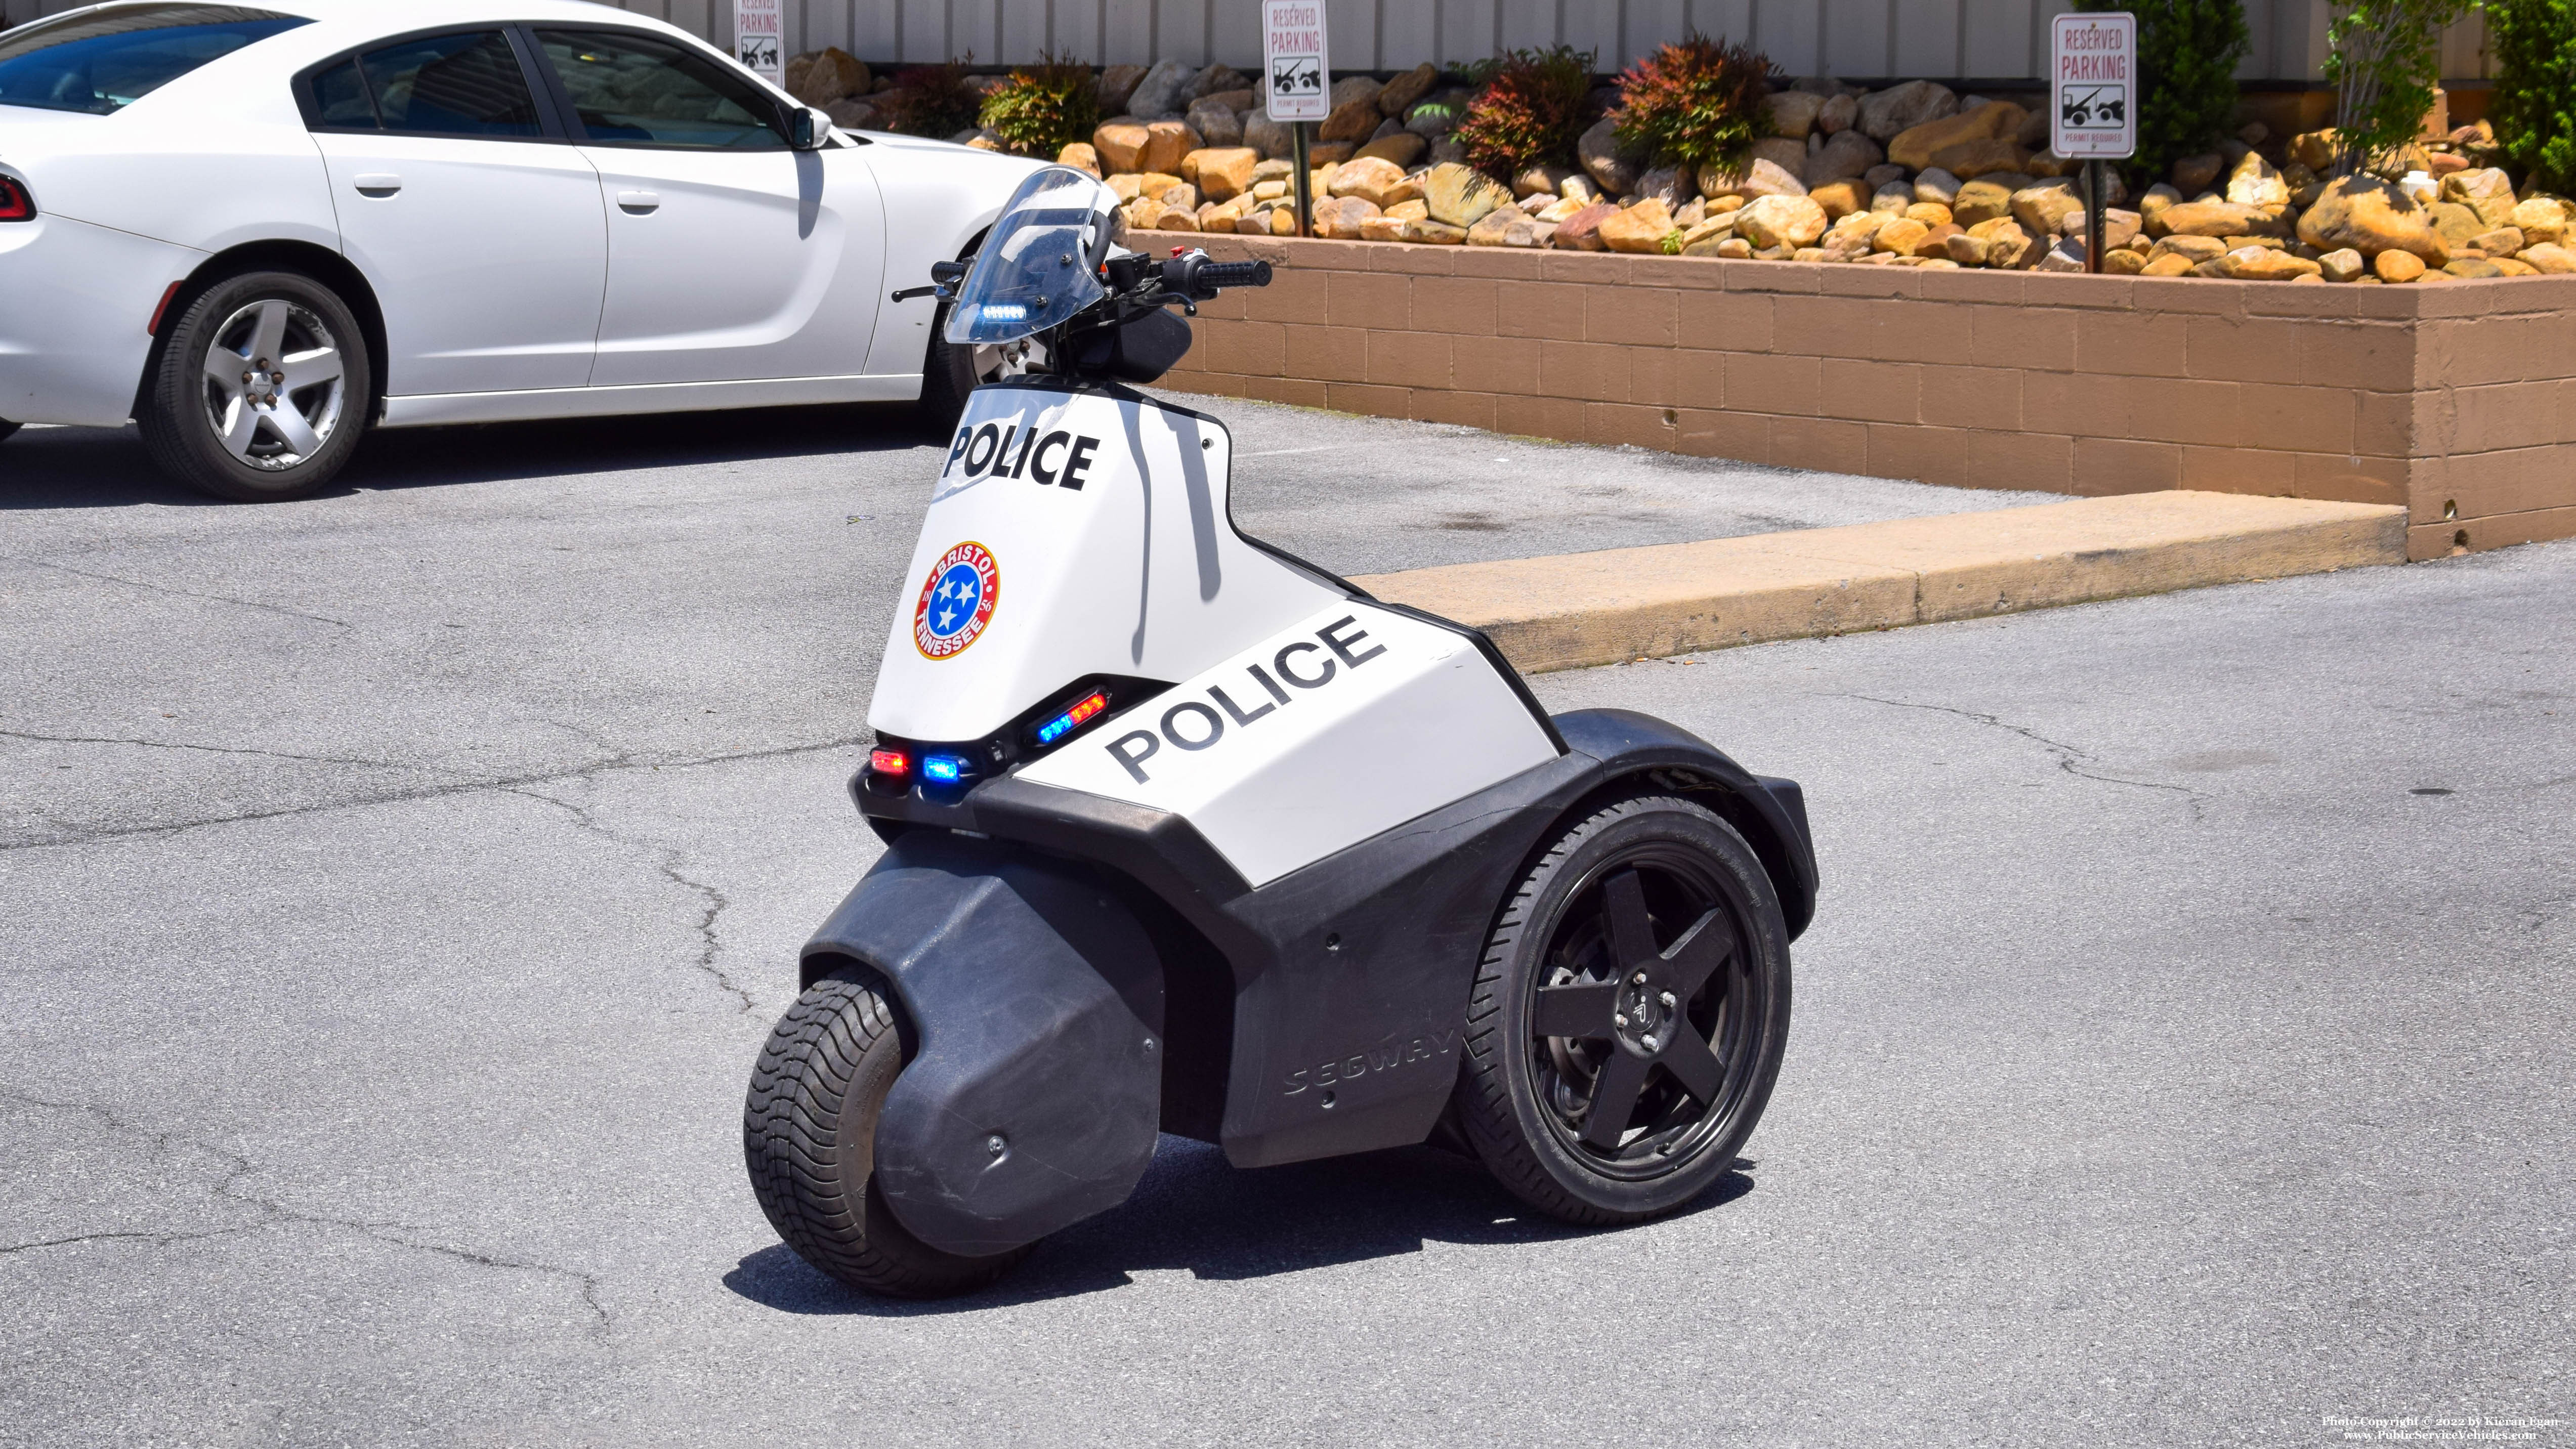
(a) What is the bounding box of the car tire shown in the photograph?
[1453,792,1792,1225]
[743,966,1035,1298]
[138,270,370,502]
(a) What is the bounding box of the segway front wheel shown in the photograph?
[1454,792,1792,1224]
[743,969,1033,1297]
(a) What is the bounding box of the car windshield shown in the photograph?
[0,4,305,114]
[945,166,1112,346]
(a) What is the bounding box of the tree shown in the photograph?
[2484,0,2576,194]
[2322,0,2476,174]
[2076,0,2251,188]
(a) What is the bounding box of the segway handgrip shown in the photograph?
[1199,260,1274,290]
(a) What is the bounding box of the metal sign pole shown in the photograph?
[1291,123,1314,237]
[2052,10,2136,276]
[2086,160,2105,275]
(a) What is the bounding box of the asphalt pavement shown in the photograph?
[2,401,2568,1447]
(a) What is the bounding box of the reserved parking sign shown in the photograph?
[734,0,783,83]
[2051,11,2136,160]
[1262,0,1329,123]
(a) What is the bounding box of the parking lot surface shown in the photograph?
[3,404,2567,1446]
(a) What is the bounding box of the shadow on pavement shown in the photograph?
[724,1138,1757,1316]
[0,403,932,511]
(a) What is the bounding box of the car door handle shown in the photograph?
[352,173,402,197]
[616,190,660,214]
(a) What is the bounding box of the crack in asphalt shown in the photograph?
[1,727,430,773]
[1838,694,2213,821]
[0,732,871,854]
[0,1092,612,1333]
[502,784,758,1016]
[1,554,355,630]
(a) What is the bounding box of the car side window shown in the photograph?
[306,58,374,127]
[534,29,784,150]
[352,31,542,138]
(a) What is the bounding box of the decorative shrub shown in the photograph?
[2485,0,2576,194]
[979,53,1101,158]
[872,56,983,139]
[2076,0,2250,188]
[1453,45,1595,176]
[2322,1,2475,173]
[1608,34,1776,175]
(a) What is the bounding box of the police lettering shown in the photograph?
[945,417,1102,491]
[1104,615,1380,784]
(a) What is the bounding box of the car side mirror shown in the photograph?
[787,107,826,151]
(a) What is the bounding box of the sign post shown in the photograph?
[1261,0,1329,238]
[2050,11,2136,276]
[733,0,784,86]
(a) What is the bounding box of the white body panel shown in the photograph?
[315,133,608,396]
[1019,603,1560,886]
[869,386,1345,742]
[582,147,884,386]
[0,0,1036,429]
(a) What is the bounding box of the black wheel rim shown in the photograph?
[1525,844,1762,1179]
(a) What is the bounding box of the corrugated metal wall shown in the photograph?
[0,0,2496,82]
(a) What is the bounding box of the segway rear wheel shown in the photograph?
[743,969,1033,1297]
[1454,792,1792,1224]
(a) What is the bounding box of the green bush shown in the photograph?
[979,53,1100,159]
[1453,45,1594,177]
[872,57,982,139]
[2486,0,2576,194]
[2321,1,2474,173]
[1609,34,1776,175]
[2076,0,2250,188]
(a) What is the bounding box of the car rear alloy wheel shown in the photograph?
[1455,793,1792,1224]
[140,271,371,501]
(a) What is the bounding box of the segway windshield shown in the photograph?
[945,165,1111,346]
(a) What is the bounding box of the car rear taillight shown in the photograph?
[0,176,33,222]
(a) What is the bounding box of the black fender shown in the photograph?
[800,832,1163,1258]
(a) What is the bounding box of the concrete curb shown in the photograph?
[1353,490,2409,674]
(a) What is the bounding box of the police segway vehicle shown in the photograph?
[742,167,1817,1298]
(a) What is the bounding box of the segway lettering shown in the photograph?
[945,419,1103,490]
[1103,616,1382,784]
[1282,1028,1463,1095]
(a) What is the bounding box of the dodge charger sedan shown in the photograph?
[0,0,1042,499]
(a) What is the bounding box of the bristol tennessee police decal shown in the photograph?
[913,542,999,659]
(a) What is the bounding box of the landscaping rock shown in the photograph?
[1805,129,1883,187]
[1384,197,1429,221]
[1968,216,2034,268]
[1318,75,1385,142]
[2171,152,2224,194]
[2442,168,2518,227]
[1944,231,1991,266]
[2225,152,2289,208]
[1634,165,1698,207]
[1421,161,1511,228]
[2155,200,2279,238]
[1513,164,1578,199]
[1735,193,1829,250]
[2140,252,2196,277]
[1551,201,1620,250]
[2297,176,2440,259]
[1599,198,1678,253]
[2318,247,2367,283]
[1189,147,1261,201]
[1140,119,1201,175]
[1871,184,1914,214]
[2374,249,2426,282]
[1803,179,1866,220]
[1891,100,2025,171]
[1907,201,1955,227]
[1859,80,1957,142]
[2509,197,2566,245]
[1913,168,1962,206]
[1873,217,1931,255]
[1093,117,1151,173]
[1355,132,1426,168]
[2470,226,2526,258]
[2443,258,2505,279]
[2011,180,2082,238]
[1768,91,1828,138]
[2428,201,2484,249]
[1190,64,1249,101]
[789,48,868,106]
[2148,235,2227,264]
[1058,142,1101,177]
[2517,243,2576,274]
[1699,157,1805,201]
[1465,204,1530,246]
[1579,117,1643,196]
[1243,112,1292,158]
[2223,246,2321,280]
[1108,171,1183,201]
[1126,58,1199,118]
[1378,62,1439,116]
[1095,64,1147,114]
[1187,99,1243,148]
[2106,248,2150,274]
[1818,93,1859,136]
[1953,178,2014,227]
[2036,239,2088,272]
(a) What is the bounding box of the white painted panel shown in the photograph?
[1691,0,1757,49]
[1960,0,2029,79]
[1102,0,1153,65]
[1822,0,1882,79]
[1895,0,1963,83]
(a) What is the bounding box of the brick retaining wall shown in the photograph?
[1171,235,2576,561]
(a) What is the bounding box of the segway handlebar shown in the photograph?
[1193,259,1275,292]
